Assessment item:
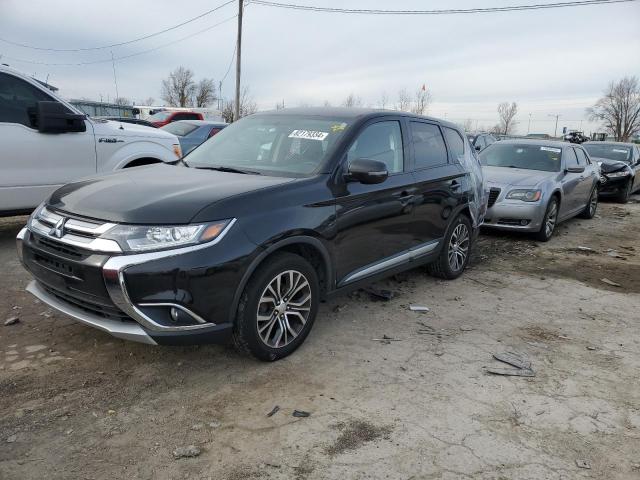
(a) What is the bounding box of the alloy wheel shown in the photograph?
[256,270,312,349]
[448,223,470,272]
[589,190,598,216]
[545,202,557,237]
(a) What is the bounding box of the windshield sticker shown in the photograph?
[612,148,629,153]
[331,122,347,133]
[289,130,329,141]
[540,147,561,153]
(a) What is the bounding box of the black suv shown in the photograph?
[17,108,485,361]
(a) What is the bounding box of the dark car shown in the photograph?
[99,117,157,128]
[583,141,640,203]
[467,132,498,152]
[16,108,485,361]
[161,120,227,155]
[148,110,204,127]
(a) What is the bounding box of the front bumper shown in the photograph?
[17,217,252,345]
[482,200,546,232]
[599,175,629,195]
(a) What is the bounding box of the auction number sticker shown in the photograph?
[540,147,561,153]
[289,130,329,141]
[612,149,629,153]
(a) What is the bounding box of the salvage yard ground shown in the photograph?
[1,196,639,480]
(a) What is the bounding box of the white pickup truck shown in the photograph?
[0,65,182,215]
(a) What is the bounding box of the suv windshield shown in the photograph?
[583,144,631,163]
[148,111,171,121]
[184,114,351,176]
[480,143,562,172]
[162,122,199,136]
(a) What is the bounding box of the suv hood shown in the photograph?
[592,156,629,173]
[482,166,554,187]
[48,164,294,224]
[90,118,178,141]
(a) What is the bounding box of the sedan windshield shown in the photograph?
[479,143,562,172]
[161,122,199,137]
[184,115,351,176]
[583,144,631,163]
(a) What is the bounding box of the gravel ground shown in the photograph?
[1,195,639,480]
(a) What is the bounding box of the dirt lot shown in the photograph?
[1,196,639,480]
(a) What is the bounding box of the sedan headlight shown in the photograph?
[102,220,233,252]
[506,189,542,202]
[605,170,631,178]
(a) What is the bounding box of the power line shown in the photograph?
[250,0,636,14]
[0,0,235,52]
[2,15,238,66]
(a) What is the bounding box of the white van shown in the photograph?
[0,66,183,215]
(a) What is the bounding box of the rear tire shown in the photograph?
[427,214,472,280]
[579,186,598,219]
[232,252,319,361]
[534,197,559,242]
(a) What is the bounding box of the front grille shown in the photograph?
[33,253,76,277]
[41,283,131,322]
[487,188,501,208]
[33,233,85,259]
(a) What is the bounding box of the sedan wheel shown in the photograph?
[535,198,558,242]
[257,270,312,349]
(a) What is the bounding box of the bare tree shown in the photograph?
[194,78,217,108]
[323,100,331,107]
[497,102,518,135]
[396,88,411,112]
[379,91,389,109]
[143,97,155,106]
[221,87,257,123]
[342,93,363,108]
[113,97,131,106]
[587,76,640,141]
[412,87,432,115]
[461,119,474,132]
[161,67,196,107]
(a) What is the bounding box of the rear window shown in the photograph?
[410,122,448,169]
[161,122,199,136]
[479,143,562,172]
[443,127,465,159]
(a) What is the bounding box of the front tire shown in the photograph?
[427,214,472,280]
[616,180,632,203]
[232,252,319,361]
[534,197,559,242]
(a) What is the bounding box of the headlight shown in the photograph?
[101,219,232,252]
[506,189,542,202]
[605,170,630,178]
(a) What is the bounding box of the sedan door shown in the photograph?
[334,119,419,286]
[574,147,597,206]
[560,147,583,215]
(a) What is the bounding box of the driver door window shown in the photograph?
[0,72,51,128]
[347,121,404,174]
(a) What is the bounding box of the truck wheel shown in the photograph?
[579,186,598,219]
[233,252,319,361]
[534,197,558,242]
[427,214,472,280]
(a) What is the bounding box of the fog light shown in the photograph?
[520,219,528,226]
[170,307,180,323]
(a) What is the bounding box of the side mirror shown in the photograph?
[565,166,585,174]
[37,101,86,133]
[475,144,482,151]
[347,158,388,184]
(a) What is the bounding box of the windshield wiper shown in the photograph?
[192,165,261,175]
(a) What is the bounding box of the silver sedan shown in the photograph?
[479,140,600,241]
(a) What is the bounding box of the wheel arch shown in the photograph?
[122,157,162,168]
[228,236,333,324]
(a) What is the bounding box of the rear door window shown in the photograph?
[443,127,465,159]
[410,122,448,169]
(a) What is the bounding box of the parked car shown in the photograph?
[0,65,183,216]
[467,132,498,152]
[148,110,204,127]
[480,140,599,241]
[17,108,485,360]
[99,116,157,128]
[161,120,227,155]
[583,141,640,203]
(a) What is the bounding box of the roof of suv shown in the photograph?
[255,107,460,129]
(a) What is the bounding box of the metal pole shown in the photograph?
[527,113,532,134]
[111,50,119,102]
[554,115,559,137]
[234,0,243,122]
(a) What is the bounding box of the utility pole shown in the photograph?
[548,113,560,137]
[218,80,223,111]
[234,0,243,122]
[527,113,532,134]
[110,50,120,102]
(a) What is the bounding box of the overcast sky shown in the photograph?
[1,0,639,134]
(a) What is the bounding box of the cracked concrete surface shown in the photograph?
[1,196,639,480]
